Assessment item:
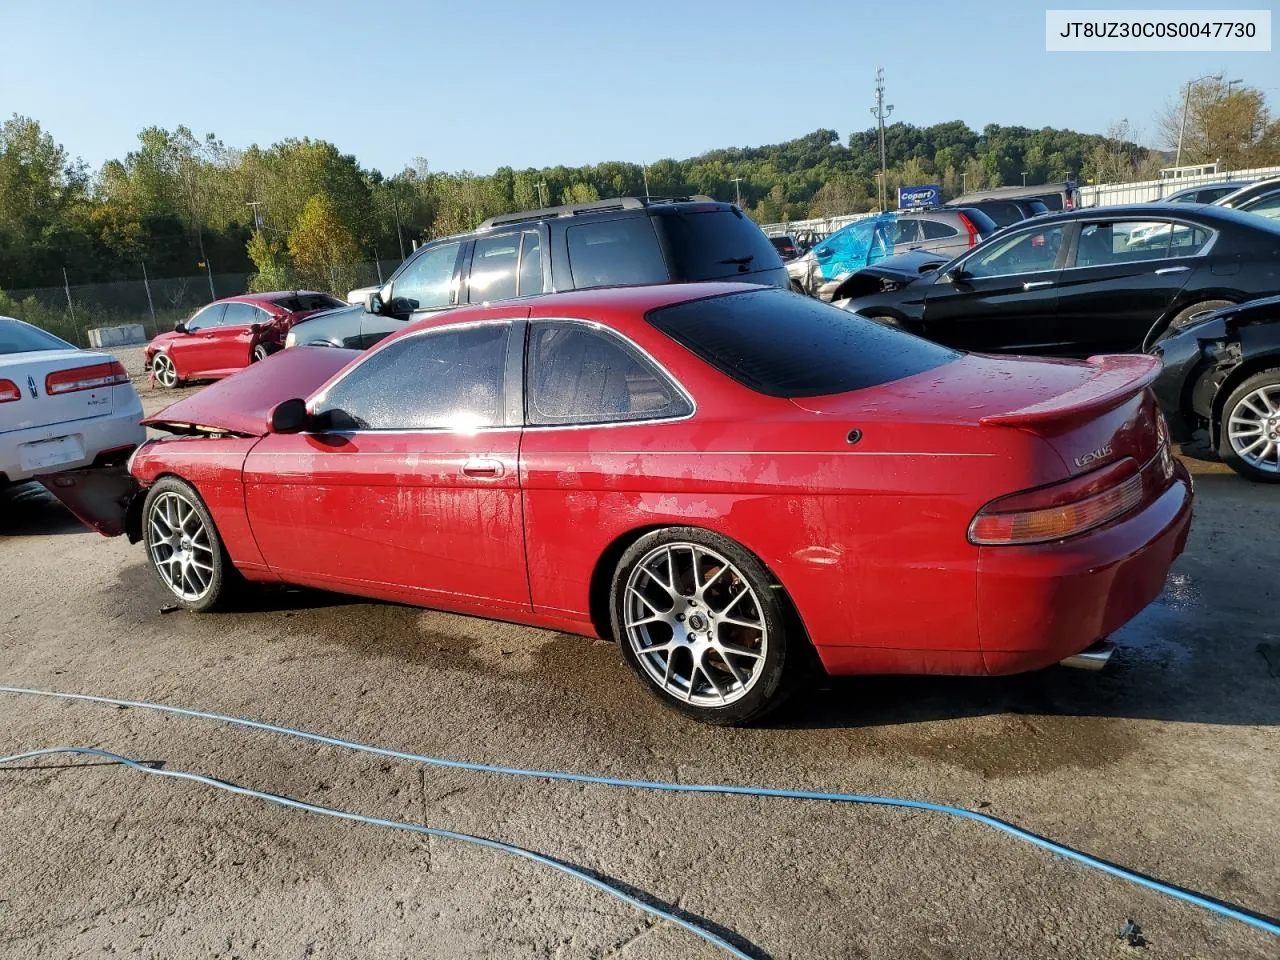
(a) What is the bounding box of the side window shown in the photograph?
[220,302,255,327]
[566,219,667,289]
[526,322,692,426]
[186,303,225,332]
[518,232,543,296]
[467,233,520,303]
[391,240,462,310]
[1167,223,1213,255]
[980,202,1018,227]
[961,223,1068,278]
[314,323,510,431]
[1077,221,1172,265]
[891,219,922,244]
[920,220,959,240]
[1241,189,1280,219]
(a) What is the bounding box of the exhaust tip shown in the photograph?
[1060,639,1115,671]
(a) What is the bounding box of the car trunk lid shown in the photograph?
[0,349,123,434]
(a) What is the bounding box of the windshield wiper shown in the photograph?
[717,255,754,266]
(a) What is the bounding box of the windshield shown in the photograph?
[0,318,73,354]
[646,287,957,397]
[272,294,346,313]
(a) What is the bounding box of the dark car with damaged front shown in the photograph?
[1150,295,1280,482]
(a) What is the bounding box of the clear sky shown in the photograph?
[2,0,1276,175]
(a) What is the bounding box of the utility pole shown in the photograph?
[1021,171,1028,186]
[960,172,967,194]
[536,180,547,207]
[62,267,81,346]
[246,200,264,230]
[729,177,744,206]
[141,261,158,336]
[642,164,650,200]
[1177,72,1223,166]
[870,67,894,211]
[390,189,406,260]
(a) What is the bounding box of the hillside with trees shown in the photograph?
[1,78,1275,315]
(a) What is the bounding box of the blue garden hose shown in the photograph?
[2,685,1277,943]
[0,744,751,959]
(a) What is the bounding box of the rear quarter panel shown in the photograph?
[518,362,1067,674]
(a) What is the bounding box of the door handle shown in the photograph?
[1154,265,1190,275]
[461,458,504,478]
[1023,280,1054,290]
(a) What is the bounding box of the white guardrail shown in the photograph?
[760,166,1280,238]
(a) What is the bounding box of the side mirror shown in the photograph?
[174,321,189,334]
[269,398,309,434]
[942,267,971,284]
[249,323,262,335]
[364,291,384,315]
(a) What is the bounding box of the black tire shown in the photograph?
[141,477,241,611]
[1217,369,1280,483]
[1166,299,1234,336]
[861,312,903,329]
[609,527,801,726]
[251,343,272,362]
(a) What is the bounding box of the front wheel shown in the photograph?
[142,477,240,611]
[610,528,799,725]
[251,343,272,362]
[1218,370,1280,483]
[151,353,180,388]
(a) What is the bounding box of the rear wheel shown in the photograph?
[1166,299,1234,336]
[151,353,180,388]
[861,312,903,329]
[610,528,799,726]
[251,343,271,362]
[142,477,240,611]
[1218,369,1280,483]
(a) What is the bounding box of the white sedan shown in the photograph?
[0,317,145,484]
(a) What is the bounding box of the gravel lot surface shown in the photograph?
[0,375,1276,959]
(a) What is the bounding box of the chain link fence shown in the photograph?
[1,259,402,347]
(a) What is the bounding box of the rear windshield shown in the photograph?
[769,237,797,254]
[1036,193,1065,211]
[0,318,72,354]
[954,208,999,234]
[272,294,345,312]
[653,209,783,281]
[646,288,958,398]
[1026,199,1050,216]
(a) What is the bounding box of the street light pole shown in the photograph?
[1021,171,1028,186]
[870,67,894,211]
[730,177,744,207]
[1176,72,1223,166]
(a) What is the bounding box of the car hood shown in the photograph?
[829,250,951,302]
[143,346,359,436]
[292,304,363,329]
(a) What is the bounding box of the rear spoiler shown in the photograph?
[979,355,1161,428]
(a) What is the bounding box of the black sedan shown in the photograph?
[834,204,1280,358]
[1151,295,1280,482]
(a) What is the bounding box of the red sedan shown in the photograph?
[59,283,1191,724]
[144,291,345,388]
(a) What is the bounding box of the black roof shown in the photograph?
[1018,201,1280,232]
[478,195,720,229]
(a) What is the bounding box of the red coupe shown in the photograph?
[144,291,345,388]
[58,283,1191,724]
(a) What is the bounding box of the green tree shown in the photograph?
[288,194,359,294]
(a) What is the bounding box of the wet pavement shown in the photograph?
[0,447,1277,959]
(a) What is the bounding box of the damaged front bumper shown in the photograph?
[38,463,142,539]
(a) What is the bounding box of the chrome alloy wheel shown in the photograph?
[1227,384,1280,475]
[623,542,768,706]
[148,491,215,601]
[152,353,178,387]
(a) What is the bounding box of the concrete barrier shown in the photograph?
[88,324,148,348]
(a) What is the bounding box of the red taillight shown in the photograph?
[44,361,130,395]
[968,457,1150,545]
[957,212,980,248]
[0,379,19,403]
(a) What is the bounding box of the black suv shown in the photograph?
[286,197,788,349]
[947,196,1049,229]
